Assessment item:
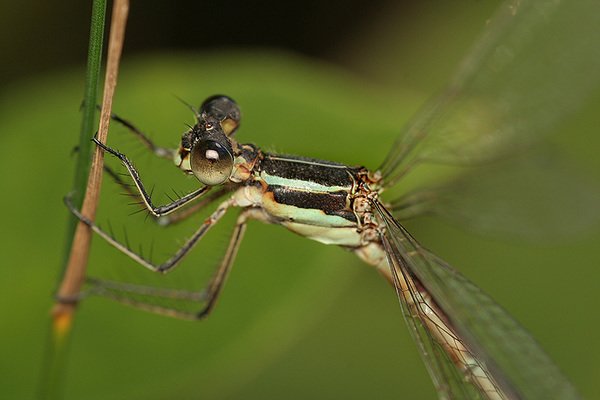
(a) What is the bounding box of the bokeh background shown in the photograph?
[2,1,600,399]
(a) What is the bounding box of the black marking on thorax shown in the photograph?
[268,185,357,222]
[261,153,361,188]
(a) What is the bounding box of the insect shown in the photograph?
[66,0,599,398]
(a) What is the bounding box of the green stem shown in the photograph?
[64,0,107,266]
[39,2,107,399]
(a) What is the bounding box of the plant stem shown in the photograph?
[53,0,129,317]
[39,1,129,398]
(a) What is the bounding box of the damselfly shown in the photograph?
[65,0,600,399]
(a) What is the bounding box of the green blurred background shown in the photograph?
[1,1,599,399]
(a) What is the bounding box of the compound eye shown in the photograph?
[190,140,233,185]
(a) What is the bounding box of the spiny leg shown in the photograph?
[104,107,175,160]
[195,210,248,319]
[158,187,231,226]
[95,138,207,217]
[103,164,231,226]
[83,209,250,320]
[65,194,234,273]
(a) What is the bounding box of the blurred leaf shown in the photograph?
[1,24,599,400]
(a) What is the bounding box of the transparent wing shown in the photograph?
[389,149,600,240]
[379,0,600,185]
[372,200,580,400]
[378,218,492,399]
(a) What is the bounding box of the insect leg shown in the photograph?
[64,194,234,273]
[94,138,207,217]
[193,210,249,319]
[105,108,175,160]
[103,164,231,226]
[73,208,250,320]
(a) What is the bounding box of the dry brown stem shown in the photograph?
[52,0,129,329]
